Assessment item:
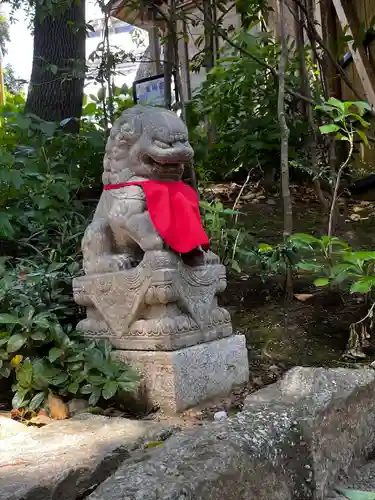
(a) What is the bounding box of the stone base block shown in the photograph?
[114,334,249,413]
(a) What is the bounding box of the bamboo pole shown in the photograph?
[0,47,5,106]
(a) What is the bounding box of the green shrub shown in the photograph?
[0,90,139,411]
[0,261,139,410]
[189,31,308,182]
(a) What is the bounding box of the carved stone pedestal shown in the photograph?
[114,335,249,413]
[73,251,249,413]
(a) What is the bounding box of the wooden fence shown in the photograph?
[320,0,375,170]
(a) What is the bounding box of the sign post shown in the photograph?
[132,72,177,109]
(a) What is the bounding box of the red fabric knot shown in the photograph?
[103,180,210,254]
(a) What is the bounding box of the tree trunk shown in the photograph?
[277,0,292,239]
[294,0,328,212]
[25,0,86,124]
[278,0,293,301]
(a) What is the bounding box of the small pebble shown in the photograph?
[213,411,228,421]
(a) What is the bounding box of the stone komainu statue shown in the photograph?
[73,105,232,352]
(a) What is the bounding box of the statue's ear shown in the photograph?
[119,113,144,144]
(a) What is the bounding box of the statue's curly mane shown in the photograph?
[102,107,147,185]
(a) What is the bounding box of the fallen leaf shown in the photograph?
[349,213,361,221]
[10,355,23,366]
[145,441,164,449]
[0,460,28,468]
[294,294,314,302]
[28,414,52,426]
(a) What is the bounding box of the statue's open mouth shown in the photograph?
[144,153,184,171]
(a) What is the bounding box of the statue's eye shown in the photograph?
[154,140,170,149]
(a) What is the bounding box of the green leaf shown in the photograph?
[258,243,273,252]
[31,332,46,341]
[28,392,46,411]
[314,278,330,287]
[51,372,69,386]
[230,260,241,273]
[319,124,340,134]
[83,102,97,115]
[0,336,9,346]
[297,262,323,272]
[66,352,84,363]
[0,313,23,325]
[118,381,137,392]
[17,360,33,388]
[350,278,375,294]
[12,388,29,409]
[327,97,345,111]
[335,488,375,500]
[335,133,350,141]
[330,263,360,277]
[350,114,370,128]
[0,366,10,378]
[87,375,106,386]
[0,348,8,360]
[351,101,372,116]
[347,252,375,262]
[86,348,104,366]
[80,384,94,394]
[290,233,320,245]
[49,347,64,363]
[102,381,118,400]
[356,129,369,146]
[67,362,84,371]
[88,386,101,406]
[119,370,139,383]
[32,313,51,329]
[67,380,80,394]
[38,121,57,137]
[7,334,26,353]
[0,212,14,239]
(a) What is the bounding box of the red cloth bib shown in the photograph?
[104,180,210,254]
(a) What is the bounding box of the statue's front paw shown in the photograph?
[85,254,139,274]
[112,254,140,270]
[139,234,164,252]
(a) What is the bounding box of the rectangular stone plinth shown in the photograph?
[114,334,249,413]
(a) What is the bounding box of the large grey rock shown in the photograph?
[0,414,176,500]
[88,403,309,500]
[245,367,375,498]
[328,459,375,498]
[0,416,35,440]
[88,367,375,500]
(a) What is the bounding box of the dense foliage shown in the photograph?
[0,89,140,411]
[189,31,309,182]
